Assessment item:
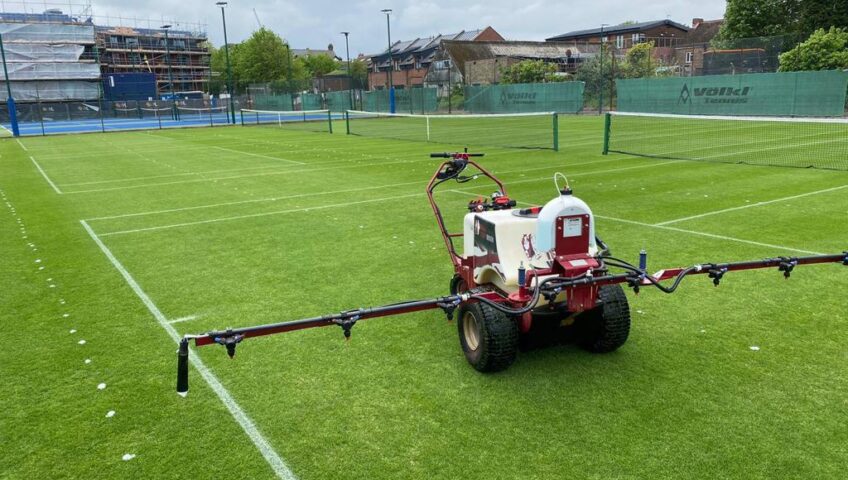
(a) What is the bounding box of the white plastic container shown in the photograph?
[535,189,597,254]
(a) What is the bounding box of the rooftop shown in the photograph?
[546,19,690,41]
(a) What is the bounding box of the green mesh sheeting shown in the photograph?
[604,111,848,170]
[252,94,293,111]
[300,93,324,111]
[325,90,354,112]
[463,82,585,114]
[362,88,438,113]
[616,71,848,117]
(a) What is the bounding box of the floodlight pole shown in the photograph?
[341,31,352,110]
[217,2,236,124]
[161,24,177,119]
[0,32,20,136]
[598,24,608,115]
[382,8,395,113]
[286,42,294,110]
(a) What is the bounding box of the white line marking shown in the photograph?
[80,220,296,480]
[84,157,625,222]
[212,146,305,165]
[15,138,28,151]
[167,314,201,324]
[595,215,823,255]
[29,156,62,194]
[655,184,848,226]
[98,191,425,236]
[0,123,13,136]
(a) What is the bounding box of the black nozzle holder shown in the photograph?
[177,338,189,396]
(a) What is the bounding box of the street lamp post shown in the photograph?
[598,24,609,114]
[216,2,236,124]
[381,8,394,113]
[0,32,20,136]
[341,31,352,110]
[161,24,177,119]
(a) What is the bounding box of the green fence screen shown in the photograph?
[325,90,354,112]
[300,93,323,111]
[616,70,848,117]
[252,94,293,111]
[463,82,585,114]
[362,88,437,113]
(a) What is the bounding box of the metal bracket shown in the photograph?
[778,258,798,279]
[334,312,361,339]
[437,298,461,321]
[213,330,245,358]
[708,267,727,286]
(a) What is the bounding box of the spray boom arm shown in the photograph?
[177,251,847,394]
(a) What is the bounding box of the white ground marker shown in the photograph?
[29,156,63,194]
[80,220,296,480]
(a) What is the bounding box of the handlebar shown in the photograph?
[430,152,485,158]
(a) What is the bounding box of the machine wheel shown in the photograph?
[449,274,468,295]
[456,298,519,372]
[577,284,631,353]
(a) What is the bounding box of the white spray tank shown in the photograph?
[534,174,597,254]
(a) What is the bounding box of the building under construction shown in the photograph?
[96,23,210,95]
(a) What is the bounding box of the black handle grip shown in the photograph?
[177,339,189,396]
[430,153,450,158]
[467,153,485,157]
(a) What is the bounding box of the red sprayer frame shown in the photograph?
[176,151,848,395]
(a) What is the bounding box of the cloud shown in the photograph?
[87,0,725,56]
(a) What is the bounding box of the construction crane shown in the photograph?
[253,8,263,28]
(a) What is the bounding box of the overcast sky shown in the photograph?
[87,0,727,56]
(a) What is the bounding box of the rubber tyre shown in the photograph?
[578,284,631,353]
[449,274,468,295]
[456,299,519,372]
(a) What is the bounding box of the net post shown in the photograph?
[552,112,559,151]
[602,112,611,155]
[345,110,350,135]
[327,110,333,134]
[239,109,244,125]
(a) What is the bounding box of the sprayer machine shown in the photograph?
[176,151,847,394]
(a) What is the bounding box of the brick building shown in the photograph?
[673,18,724,76]
[546,19,690,65]
[367,26,503,90]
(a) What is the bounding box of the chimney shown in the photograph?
[692,18,704,28]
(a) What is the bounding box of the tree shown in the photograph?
[779,27,848,71]
[499,60,567,84]
[302,54,339,77]
[349,59,368,89]
[716,0,848,42]
[619,41,655,78]
[233,28,288,87]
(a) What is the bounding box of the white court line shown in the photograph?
[80,220,296,480]
[167,314,200,324]
[595,215,823,255]
[60,164,292,187]
[0,123,13,136]
[212,146,305,165]
[85,157,627,222]
[98,191,425,236]
[15,138,28,151]
[29,156,62,194]
[655,184,848,226]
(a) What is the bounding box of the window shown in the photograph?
[600,35,608,43]
[685,51,693,64]
[615,35,624,49]
[632,33,645,44]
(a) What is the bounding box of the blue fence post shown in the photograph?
[7,97,19,137]
[389,86,396,114]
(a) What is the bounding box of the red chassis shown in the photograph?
[176,152,847,394]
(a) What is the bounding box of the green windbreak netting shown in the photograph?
[362,88,438,113]
[464,82,585,114]
[616,70,848,117]
[252,94,293,111]
[325,90,354,112]
[300,93,323,111]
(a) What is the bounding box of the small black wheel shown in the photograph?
[577,284,631,353]
[456,298,519,372]
[449,274,468,295]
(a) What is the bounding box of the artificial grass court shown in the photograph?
[1,115,846,479]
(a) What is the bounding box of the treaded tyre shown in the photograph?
[449,274,468,295]
[456,296,519,372]
[578,284,631,353]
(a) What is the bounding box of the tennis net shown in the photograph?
[345,110,559,150]
[240,109,333,133]
[604,111,848,170]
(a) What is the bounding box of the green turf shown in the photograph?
[1,117,847,479]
